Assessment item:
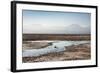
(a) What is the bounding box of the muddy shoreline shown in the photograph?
[23,41,52,50]
[23,43,91,63]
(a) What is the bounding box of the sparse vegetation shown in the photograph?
[23,34,90,41]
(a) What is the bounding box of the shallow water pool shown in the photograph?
[22,41,90,57]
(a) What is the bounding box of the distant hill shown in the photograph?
[65,24,90,34]
[23,24,90,34]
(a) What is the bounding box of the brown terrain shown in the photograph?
[22,34,91,63]
[23,41,51,50]
[22,43,91,63]
[23,34,90,41]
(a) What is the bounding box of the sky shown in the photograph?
[23,10,91,34]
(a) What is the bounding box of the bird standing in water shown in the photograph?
[54,46,57,48]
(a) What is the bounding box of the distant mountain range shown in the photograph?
[23,24,90,34]
[65,24,90,34]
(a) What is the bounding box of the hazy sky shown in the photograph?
[23,10,91,34]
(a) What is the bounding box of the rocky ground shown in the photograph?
[22,43,91,63]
